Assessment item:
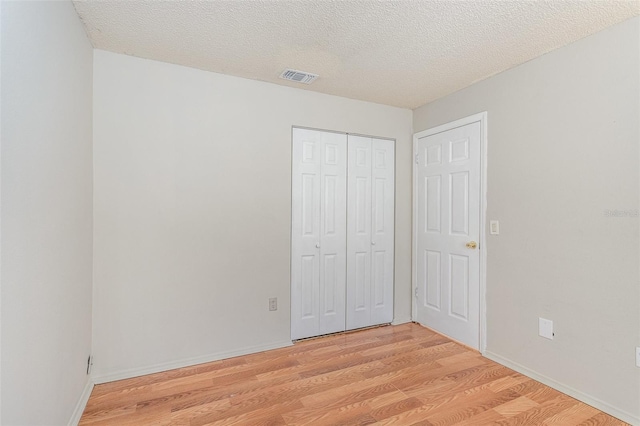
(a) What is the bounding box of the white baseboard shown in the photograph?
[484,350,640,426]
[91,340,293,384]
[68,378,94,426]
[392,316,412,325]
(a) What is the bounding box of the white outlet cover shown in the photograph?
[490,220,500,235]
[539,317,553,340]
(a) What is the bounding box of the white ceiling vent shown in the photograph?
[279,69,319,84]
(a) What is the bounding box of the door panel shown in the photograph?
[425,250,441,310]
[373,251,386,307]
[318,135,347,336]
[355,177,369,234]
[450,171,469,235]
[347,136,394,329]
[449,253,469,320]
[425,176,441,233]
[347,136,372,329]
[292,128,346,340]
[354,252,368,310]
[301,174,317,235]
[370,138,394,326]
[416,121,480,349]
[300,255,316,318]
[322,254,337,314]
[323,176,337,234]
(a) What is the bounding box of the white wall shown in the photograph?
[414,17,640,423]
[92,50,412,381]
[1,2,94,425]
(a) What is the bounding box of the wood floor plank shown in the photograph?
[372,403,436,425]
[167,398,231,425]
[79,403,138,424]
[227,360,385,408]
[452,407,507,425]
[195,400,303,426]
[364,389,409,410]
[299,377,403,409]
[300,382,398,409]
[496,395,586,426]
[578,412,629,426]
[369,397,424,421]
[543,403,602,425]
[493,395,540,418]
[80,323,629,425]
[401,363,510,403]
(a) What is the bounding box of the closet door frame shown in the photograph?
[291,127,395,341]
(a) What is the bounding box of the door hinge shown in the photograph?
[415,154,419,164]
[87,355,93,375]
[414,287,418,298]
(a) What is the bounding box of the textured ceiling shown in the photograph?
[72,0,639,109]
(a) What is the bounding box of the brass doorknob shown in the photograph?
[466,241,477,249]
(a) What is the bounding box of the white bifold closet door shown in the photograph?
[291,129,394,341]
[291,128,347,341]
[346,135,395,330]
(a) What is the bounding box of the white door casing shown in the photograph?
[346,136,395,330]
[413,114,486,350]
[291,128,347,340]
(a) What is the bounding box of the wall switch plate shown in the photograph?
[490,220,500,235]
[269,298,278,311]
[636,347,640,367]
[539,318,554,340]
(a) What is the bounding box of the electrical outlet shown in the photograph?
[490,220,500,235]
[538,318,554,340]
[269,298,278,311]
[636,347,640,368]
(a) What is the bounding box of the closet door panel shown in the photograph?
[347,135,372,330]
[292,128,346,340]
[291,129,322,340]
[318,134,347,336]
[370,138,395,325]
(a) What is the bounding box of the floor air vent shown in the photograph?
[279,69,318,84]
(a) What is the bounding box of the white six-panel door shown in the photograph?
[291,128,347,340]
[347,136,395,330]
[415,121,481,349]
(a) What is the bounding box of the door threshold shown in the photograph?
[292,323,391,343]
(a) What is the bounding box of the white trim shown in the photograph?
[68,379,94,426]
[291,125,395,143]
[412,112,488,352]
[411,134,417,322]
[484,351,640,425]
[480,114,488,353]
[0,3,3,421]
[91,340,293,384]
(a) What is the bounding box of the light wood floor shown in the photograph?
[80,323,627,425]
